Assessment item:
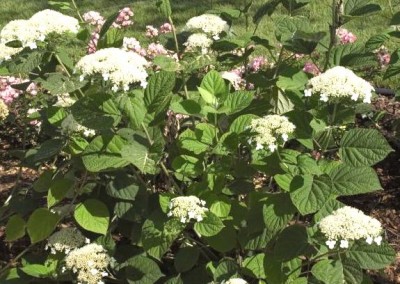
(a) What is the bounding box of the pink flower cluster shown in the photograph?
[113,7,134,28]
[82,8,134,54]
[0,76,37,104]
[145,23,172,39]
[146,43,168,59]
[375,46,391,67]
[82,11,105,27]
[303,62,320,76]
[336,28,357,44]
[248,56,267,72]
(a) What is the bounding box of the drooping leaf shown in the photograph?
[5,215,26,241]
[27,208,59,243]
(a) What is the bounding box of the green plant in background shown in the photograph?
[0,0,398,283]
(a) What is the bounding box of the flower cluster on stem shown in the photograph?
[319,206,383,249]
[167,196,208,223]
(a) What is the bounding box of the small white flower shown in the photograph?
[180,216,187,223]
[88,260,94,267]
[326,240,336,249]
[102,73,110,81]
[281,133,289,142]
[188,211,196,219]
[101,272,108,277]
[304,89,312,97]
[374,236,382,245]
[320,93,329,102]
[366,236,373,244]
[268,144,277,152]
[196,215,203,222]
[255,143,263,150]
[90,268,99,275]
[340,240,349,248]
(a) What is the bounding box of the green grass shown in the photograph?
[0,0,397,42]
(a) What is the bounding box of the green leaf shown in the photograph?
[277,71,309,91]
[283,31,326,54]
[121,255,164,284]
[172,155,202,177]
[144,71,175,113]
[289,174,333,215]
[119,95,146,130]
[33,171,53,193]
[223,91,254,114]
[142,212,185,260]
[8,51,43,74]
[384,49,400,79]
[106,173,141,200]
[210,199,231,218]
[274,225,309,261]
[194,211,224,237]
[253,0,281,24]
[34,139,64,162]
[27,208,59,243]
[311,259,344,284]
[5,215,26,241]
[200,70,227,100]
[153,55,181,71]
[174,246,200,272]
[263,193,296,234]
[339,129,393,167]
[213,259,238,282]
[71,92,121,130]
[82,134,130,172]
[36,73,86,95]
[242,253,266,279]
[365,34,390,51]
[121,141,158,174]
[328,165,382,196]
[156,0,172,18]
[179,129,209,155]
[204,224,237,252]
[47,178,73,208]
[313,199,345,222]
[342,258,363,284]
[344,0,381,17]
[346,242,396,269]
[47,107,68,125]
[74,199,110,235]
[99,11,119,39]
[20,264,53,278]
[271,88,294,114]
[230,114,258,134]
[170,100,202,116]
[198,86,218,107]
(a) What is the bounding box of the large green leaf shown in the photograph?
[27,208,59,243]
[121,140,158,174]
[346,242,396,269]
[36,73,86,95]
[344,0,381,18]
[194,211,224,237]
[223,91,254,114]
[328,165,382,196]
[339,129,393,167]
[5,215,26,241]
[172,155,203,177]
[262,193,296,234]
[174,246,200,272]
[242,253,267,279]
[311,259,344,284]
[274,225,309,261]
[71,93,121,130]
[289,174,333,215]
[200,70,227,100]
[74,199,110,235]
[82,134,130,172]
[47,178,73,208]
[119,255,164,284]
[144,71,175,113]
[283,30,326,54]
[106,173,142,200]
[342,258,363,284]
[33,139,64,162]
[204,224,237,252]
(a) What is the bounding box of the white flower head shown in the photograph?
[0,42,22,63]
[47,228,86,254]
[65,243,110,284]
[0,99,9,120]
[184,33,213,54]
[306,66,374,103]
[249,115,295,152]
[319,206,383,249]
[167,196,209,223]
[185,14,229,39]
[225,278,248,284]
[76,48,149,91]
[0,10,79,49]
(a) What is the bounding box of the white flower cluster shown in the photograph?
[76,124,96,138]
[184,33,213,54]
[0,99,9,120]
[167,196,208,223]
[65,243,110,284]
[0,10,79,49]
[0,42,22,63]
[319,206,383,249]
[46,228,87,254]
[249,115,296,152]
[304,66,374,103]
[185,14,229,40]
[75,48,149,91]
[54,93,76,108]
[224,278,248,284]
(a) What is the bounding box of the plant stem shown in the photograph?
[70,0,84,22]
[324,0,343,71]
[169,16,180,55]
